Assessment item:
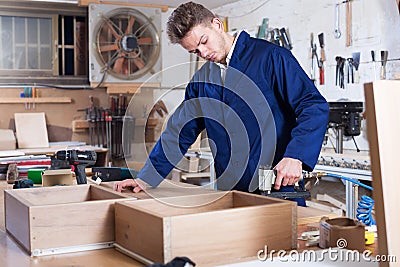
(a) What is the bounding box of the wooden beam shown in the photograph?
[0,97,71,104]
[364,81,400,267]
[78,0,169,12]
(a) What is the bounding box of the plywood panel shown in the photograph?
[14,113,49,148]
[364,81,400,267]
[169,203,294,265]
[4,193,31,251]
[115,202,164,263]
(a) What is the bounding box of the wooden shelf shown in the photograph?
[0,97,72,104]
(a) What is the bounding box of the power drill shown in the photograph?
[258,166,325,199]
[53,150,97,184]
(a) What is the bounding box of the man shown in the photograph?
[114,2,329,205]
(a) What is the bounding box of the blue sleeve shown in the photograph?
[273,48,329,170]
[137,81,206,187]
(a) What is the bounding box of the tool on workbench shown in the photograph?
[91,166,138,183]
[52,150,97,184]
[13,179,36,189]
[380,50,388,80]
[258,167,324,199]
[371,50,377,80]
[318,33,325,85]
[352,52,360,83]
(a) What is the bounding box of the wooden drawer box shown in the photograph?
[4,184,134,256]
[115,191,297,266]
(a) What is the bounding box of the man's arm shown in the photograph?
[272,48,329,189]
[114,81,205,192]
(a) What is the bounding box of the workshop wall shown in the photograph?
[213,0,400,151]
[0,88,110,144]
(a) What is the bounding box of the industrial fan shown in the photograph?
[89,4,161,83]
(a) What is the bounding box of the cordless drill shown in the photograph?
[53,150,97,184]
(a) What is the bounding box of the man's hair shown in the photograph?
[167,2,216,44]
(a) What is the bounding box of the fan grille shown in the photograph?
[93,8,160,80]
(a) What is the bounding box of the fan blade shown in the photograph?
[132,57,145,69]
[104,19,121,39]
[125,16,135,34]
[99,44,118,52]
[113,54,125,73]
[138,37,153,45]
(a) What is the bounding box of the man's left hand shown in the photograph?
[273,157,302,190]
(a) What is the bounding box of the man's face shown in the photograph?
[180,18,228,64]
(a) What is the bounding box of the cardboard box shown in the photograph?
[115,191,297,266]
[319,217,365,252]
[4,184,134,256]
[0,129,16,150]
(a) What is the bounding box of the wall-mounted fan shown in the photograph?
[89,4,161,84]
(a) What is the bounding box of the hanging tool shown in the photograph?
[310,33,318,84]
[371,50,377,81]
[335,56,346,89]
[32,87,36,109]
[334,3,342,39]
[318,33,325,85]
[279,28,293,50]
[347,57,354,84]
[380,50,388,80]
[352,52,360,83]
[345,0,352,46]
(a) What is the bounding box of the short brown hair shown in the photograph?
[167,2,216,44]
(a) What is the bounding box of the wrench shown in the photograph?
[334,4,341,39]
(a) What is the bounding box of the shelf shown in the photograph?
[0,97,72,104]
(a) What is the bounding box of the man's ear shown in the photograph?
[211,17,224,31]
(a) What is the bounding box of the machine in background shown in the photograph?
[327,101,363,153]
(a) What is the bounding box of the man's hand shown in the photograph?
[113,178,147,193]
[273,157,302,190]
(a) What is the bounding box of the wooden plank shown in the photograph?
[297,206,340,225]
[7,185,91,206]
[168,202,294,265]
[30,200,116,250]
[364,81,400,267]
[4,192,31,252]
[0,97,72,104]
[72,119,89,132]
[14,112,49,149]
[115,202,164,263]
[78,0,169,12]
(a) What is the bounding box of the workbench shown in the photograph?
[0,180,369,267]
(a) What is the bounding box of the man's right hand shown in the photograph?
[113,178,147,193]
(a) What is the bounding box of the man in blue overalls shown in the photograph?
[114,2,329,206]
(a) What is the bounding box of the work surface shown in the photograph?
[0,180,347,267]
